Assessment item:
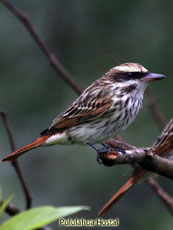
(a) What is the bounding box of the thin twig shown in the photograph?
[0,0,82,209]
[0,110,32,209]
[146,177,173,215]
[145,89,173,212]
[145,89,166,129]
[144,89,173,214]
[0,199,20,215]
[0,0,82,95]
[99,145,173,179]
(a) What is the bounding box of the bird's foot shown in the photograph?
[88,142,125,166]
[102,142,126,154]
[88,143,107,164]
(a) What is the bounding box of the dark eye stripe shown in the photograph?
[112,71,148,82]
[128,72,148,79]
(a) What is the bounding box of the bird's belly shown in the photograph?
[67,98,142,144]
[67,120,115,144]
[67,114,129,144]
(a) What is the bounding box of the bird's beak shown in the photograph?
[141,73,165,83]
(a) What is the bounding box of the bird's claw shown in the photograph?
[88,142,122,166]
[88,142,126,166]
[96,153,103,164]
[102,142,126,155]
[96,146,117,165]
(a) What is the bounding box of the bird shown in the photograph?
[1,63,165,162]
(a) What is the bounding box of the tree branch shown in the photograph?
[145,89,166,129]
[99,142,173,179]
[0,0,82,95]
[104,117,173,175]
[98,118,173,215]
[146,177,173,215]
[0,110,32,209]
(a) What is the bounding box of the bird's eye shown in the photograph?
[127,72,133,77]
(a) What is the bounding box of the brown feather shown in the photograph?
[99,170,146,216]
[44,89,112,134]
[1,136,48,162]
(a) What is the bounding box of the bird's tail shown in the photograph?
[1,136,48,162]
[98,170,146,216]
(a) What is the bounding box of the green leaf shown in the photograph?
[0,205,90,230]
[0,195,13,220]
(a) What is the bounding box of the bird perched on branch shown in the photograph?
[1,63,165,162]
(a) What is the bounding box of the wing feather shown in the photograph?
[43,88,112,134]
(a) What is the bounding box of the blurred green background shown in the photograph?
[0,0,172,229]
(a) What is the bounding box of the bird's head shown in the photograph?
[106,62,165,96]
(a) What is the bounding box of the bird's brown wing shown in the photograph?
[43,89,112,134]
